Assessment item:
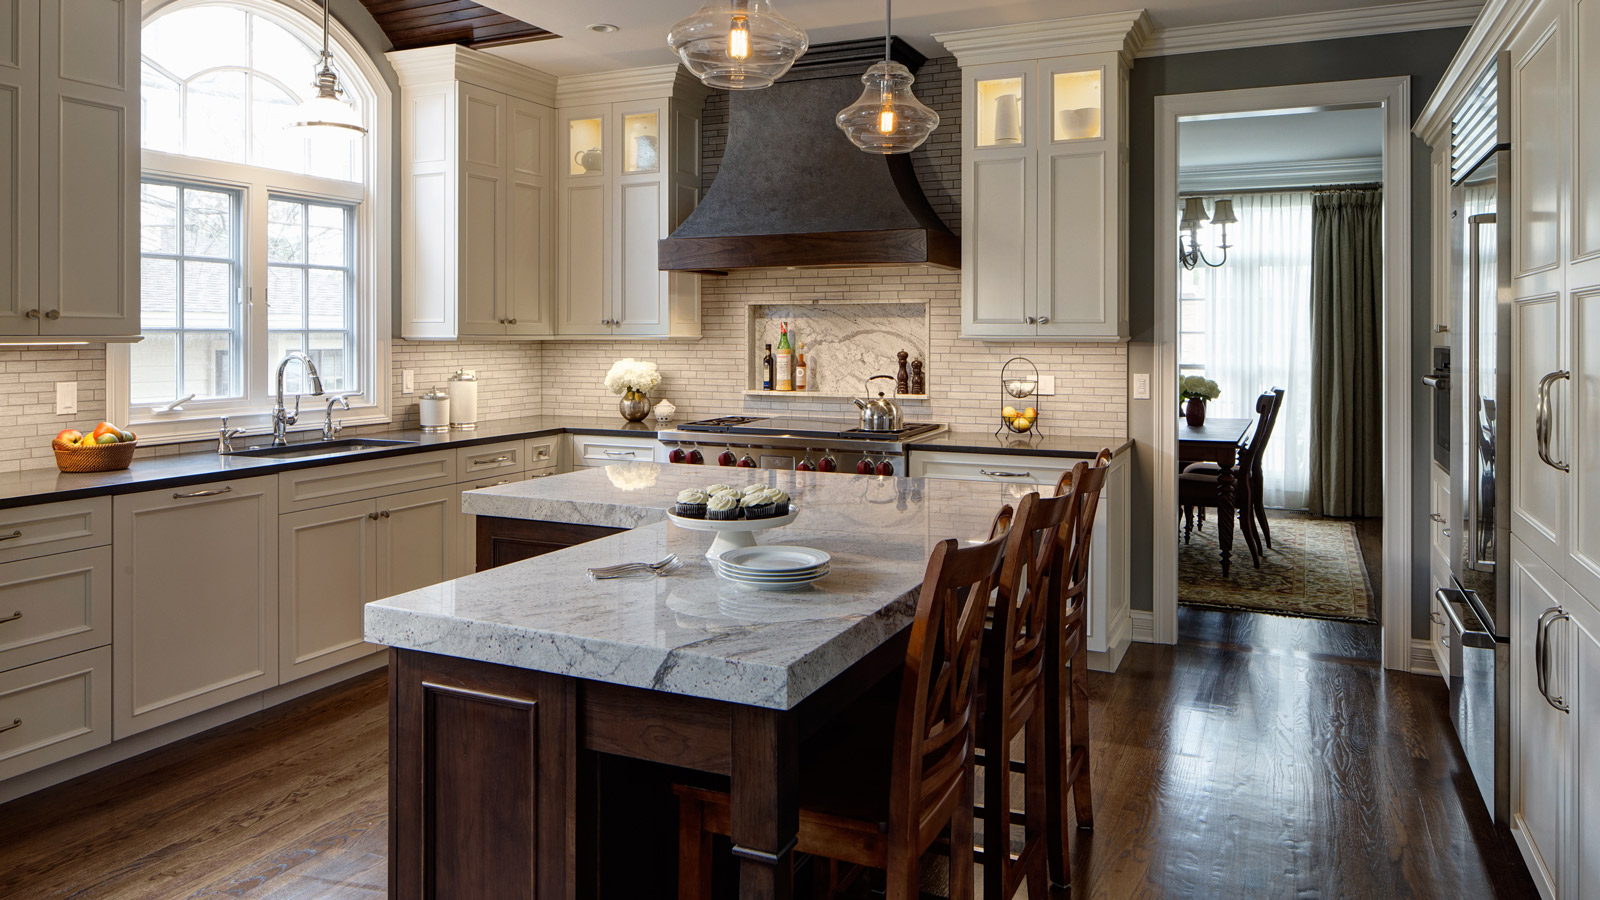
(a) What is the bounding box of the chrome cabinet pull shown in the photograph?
[1536,606,1572,713]
[0,718,19,734]
[474,480,513,489]
[1429,610,1444,626]
[474,456,511,465]
[603,450,636,458]
[0,530,21,542]
[1430,513,1447,524]
[529,471,554,478]
[1535,370,1571,473]
[980,470,1032,478]
[0,611,19,625]
[173,486,231,499]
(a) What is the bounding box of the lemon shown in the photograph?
[1002,406,1018,419]
[1012,416,1033,432]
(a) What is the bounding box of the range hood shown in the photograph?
[659,39,959,273]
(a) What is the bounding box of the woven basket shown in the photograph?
[53,440,137,473]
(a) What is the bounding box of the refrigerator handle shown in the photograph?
[1535,370,1571,473]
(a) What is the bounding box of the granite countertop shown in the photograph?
[366,463,1049,709]
[909,431,1133,459]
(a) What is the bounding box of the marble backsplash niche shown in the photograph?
[747,301,928,396]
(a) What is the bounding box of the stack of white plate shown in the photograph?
[714,546,831,590]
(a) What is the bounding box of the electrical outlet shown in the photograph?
[1133,373,1151,400]
[402,369,415,394]
[1038,374,1056,395]
[55,382,77,416]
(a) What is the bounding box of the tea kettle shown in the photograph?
[852,375,904,432]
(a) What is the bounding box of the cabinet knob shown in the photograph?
[368,511,380,520]
[24,309,39,320]
[508,318,517,325]
[1036,315,1049,325]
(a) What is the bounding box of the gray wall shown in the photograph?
[1124,28,1469,638]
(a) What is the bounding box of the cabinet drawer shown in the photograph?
[525,436,558,472]
[570,434,657,467]
[0,646,111,781]
[0,497,111,565]
[0,546,111,674]
[1431,473,1452,562]
[456,441,528,481]
[279,451,455,513]
[908,451,1074,487]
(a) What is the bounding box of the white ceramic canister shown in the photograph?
[418,387,450,433]
[447,369,478,430]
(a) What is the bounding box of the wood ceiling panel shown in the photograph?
[356,0,558,52]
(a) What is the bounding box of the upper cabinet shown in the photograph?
[392,47,558,340]
[554,69,708,339]
[937,12,1147,342]
[0,0,139,341]
[394,49,707,341]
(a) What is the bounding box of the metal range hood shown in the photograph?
[658,39,959,273]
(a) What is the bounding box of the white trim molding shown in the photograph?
[1414,0,1537,144]
[1411,638,1444,676]
[1179,156,1385,193]
[1130,609,1157,644]
[388,44,558,106]
[1142,0,1483,58]
[935,9,1154,66]
[1152,77,1413,672]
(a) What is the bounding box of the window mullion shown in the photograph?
[245,179,271,412]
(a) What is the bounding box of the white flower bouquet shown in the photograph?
[603,358,663,395]
[1179,375,1221,402]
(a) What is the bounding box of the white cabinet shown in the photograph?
[0,646,111,782]
[568,432,659,468]
[555,70,707,339]
[938,14,1142,341]
[393,46,557,340]
[909,448,1130,671]
[111,476,279,738]
[0,546,111,674]
[0,0,138,340]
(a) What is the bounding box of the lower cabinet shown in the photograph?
[112,476,279,738]
[476,517,625,571]
[0,646,112,781]
[279,485,455,681]
[1512,534,1600,900]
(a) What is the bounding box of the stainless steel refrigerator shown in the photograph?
[1439,59,1512,824]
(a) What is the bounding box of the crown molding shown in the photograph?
[387,45,558,106]
[1178,156,1385,192]
[1414,0,1535,146]
[934,9,1154,67]
[1140,0,1482,58]
[555,64,712,106]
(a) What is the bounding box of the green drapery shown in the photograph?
[1308,189,1384,518]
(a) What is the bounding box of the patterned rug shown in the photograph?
[1178,515,1375,623]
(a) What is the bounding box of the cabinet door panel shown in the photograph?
[1511,7,1566,277]
[1511,539,1566,895]
[505,97,552,336]
[0,49,35,334]
[965,155,1032,335]
[112,477,278,738]
[279,498,378,680]
[1039,150,1107,331]
[614,180,665,333]
[1576,0,1600,260]
[1511,296,1566,561]
[558,181,609,334]
[459,85,505,336]
[377,485,455,601]
[1572,288,1600,602]
[0,646,110,781]
[1573,594,1600,900]
[0,546,110,673]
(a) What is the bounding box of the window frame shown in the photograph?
[112,0,391,444]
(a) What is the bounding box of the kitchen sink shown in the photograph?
[224,438,419,460]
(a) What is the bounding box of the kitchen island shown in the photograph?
[365,463,1045,900]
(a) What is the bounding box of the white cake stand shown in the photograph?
[667,507,800,559]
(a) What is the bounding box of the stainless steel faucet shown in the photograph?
[322,394,351,441]
[217,416,246,454]
[272,352,325,445]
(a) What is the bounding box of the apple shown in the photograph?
[116,428,136,443]
[55,429,83,445]
[91,422,119,440]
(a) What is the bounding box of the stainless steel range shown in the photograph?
[657,416,946,476]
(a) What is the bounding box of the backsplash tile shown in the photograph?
[0,345,108,474]
[388,339,542,429]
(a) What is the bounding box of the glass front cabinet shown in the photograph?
[939,13,1145,340]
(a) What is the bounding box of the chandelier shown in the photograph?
[1179,197,1236,269]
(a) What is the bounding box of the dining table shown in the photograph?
[1178,417,1254,576]
[364,462,1065,900]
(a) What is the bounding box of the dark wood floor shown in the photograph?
[0,616,1535,900]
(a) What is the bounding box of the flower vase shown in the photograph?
[618,389,651,423]
[1184,397,1208,427]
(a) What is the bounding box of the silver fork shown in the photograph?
[587,554,678,578]
[590,558,684,580]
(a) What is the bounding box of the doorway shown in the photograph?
[1151,78,1414,670]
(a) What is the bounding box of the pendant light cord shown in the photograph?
[884,0,891,62]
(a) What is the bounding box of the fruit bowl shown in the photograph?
[53,439,138,473]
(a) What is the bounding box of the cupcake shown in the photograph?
[705,483,735,495]
[742,488,778,519]
[707,493,741,520]
[767,488,792,516]
[674,488,709,519]
[741,483,769,498]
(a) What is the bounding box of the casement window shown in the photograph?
[113,0,390,442]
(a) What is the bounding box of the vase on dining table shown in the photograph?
[1184,397,1207,427]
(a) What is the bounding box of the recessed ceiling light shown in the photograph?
[588,23,620,33]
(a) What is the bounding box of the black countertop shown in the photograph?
[909,431,1133,460]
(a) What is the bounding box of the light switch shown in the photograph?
[1133,373,1151,400]
[1038,374,1056,395]
[55,382,77,416]
[402,369,415,394]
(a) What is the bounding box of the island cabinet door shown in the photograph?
[390,649,577,900]
[476,516,626,571]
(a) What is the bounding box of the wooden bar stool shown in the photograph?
[1043,453,1111,891]
[672,528,1010,900]
[976,489,1073,900]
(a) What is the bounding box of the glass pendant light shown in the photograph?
[836,0,938,154]
[667,0,808,90]
[288,0,366,140]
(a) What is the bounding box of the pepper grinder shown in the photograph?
[895,350,910,395]
[910,358,925,395]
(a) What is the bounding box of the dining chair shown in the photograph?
[671,529,1010,900]
[1180,388,1283,564]
[1042,451,1111,890]
[974,489,1074,900]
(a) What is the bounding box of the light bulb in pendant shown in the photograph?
[837,60,938,153]
[728,13,750,59]
[878,87,896,133]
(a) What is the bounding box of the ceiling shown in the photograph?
[1178,107,1385,172]
[480,0,1463,76]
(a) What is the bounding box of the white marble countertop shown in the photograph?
[365,464,1045,710]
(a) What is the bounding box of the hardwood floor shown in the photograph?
[0,633,1535,899]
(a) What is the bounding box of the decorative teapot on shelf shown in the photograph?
[574,147,603,173]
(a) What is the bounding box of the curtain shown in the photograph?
[1184,191,1314,509]
[1308,189,1384,517]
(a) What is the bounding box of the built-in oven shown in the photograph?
[1425,345,1451,472]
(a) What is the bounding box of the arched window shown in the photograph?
[117,0,391,441]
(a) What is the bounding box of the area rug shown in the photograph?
[1178,515,1375,623]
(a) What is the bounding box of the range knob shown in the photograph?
[856,457,875,475]
[875,459,895,477]
[737,453,758,468]
[687,448,704,465]
[817,452,837,473]
[717,450,737,467]
[668,447,686,464]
